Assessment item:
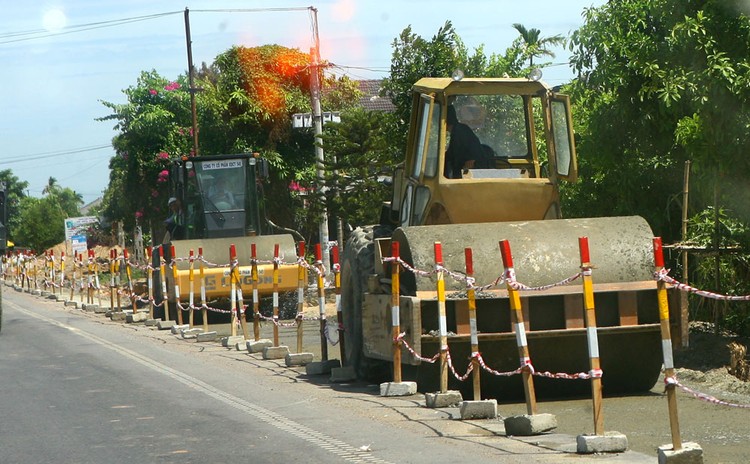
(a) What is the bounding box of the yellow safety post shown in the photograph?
[114,251,122,310]
[230,244,249,340]
[108,249,115,311]
[93,251,102,308]
[49,251,56,295]
[579,237,604,435]
[159,247,169,322]
[391,241,402,383]
[465,247,481,401]
[332,245,346,366]
[499,239,538,415]
[171,245,183,326]
[434,242,449,393]
[79,252,86,303]
[146,247,154,320]
[124,249,135,311]
[315,243,328,361]
[59,251,66,296]
[198,247,207,332]
[88,249,95,304]
[653,237,682,451]
[272,243,280,347]
[251,244,260,341]
[229,244,239,337]
[188,249,195,329]
[296,241,306,354]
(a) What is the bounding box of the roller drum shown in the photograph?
[392,216,655,293]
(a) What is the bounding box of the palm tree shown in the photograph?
[512,23,565,67]
[42,176,60,196]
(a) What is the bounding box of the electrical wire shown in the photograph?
[0,144,111,165]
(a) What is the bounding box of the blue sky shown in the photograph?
[0,0,602,205]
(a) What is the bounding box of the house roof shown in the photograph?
[356,80,396,112]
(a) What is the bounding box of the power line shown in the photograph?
[0,11,182,45]
[0,144,112,165]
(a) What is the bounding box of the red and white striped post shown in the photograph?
[653,237,682,451]
[188,249,195,329]
[251,244,260,341]
[198,247,208,332]
[272,244,280,347]
[333,245,346,365]
[499,239,538,415]
[159,247,169,321]
[434,242,449,393]
[391,241,402,383]
[146,247,154,320]
[579,237,604,435]
[315,243,328,361]
[124,249,135,311]
[171,245,183,325]
[465,247,481,400]
[296,241,306,353]
[229,244,239,337]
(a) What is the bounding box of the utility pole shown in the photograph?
[184,8,199,156]
[309,7,331,274]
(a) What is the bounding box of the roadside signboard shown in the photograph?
[64,216,98,241]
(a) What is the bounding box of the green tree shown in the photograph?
[14,185,81,252]
[511,23,565,67]
[0,169,29,242]
[567,0,750,331]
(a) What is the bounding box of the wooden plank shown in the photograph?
[564,293,584,329]
[453,299,471,335]
[618,292,639,326]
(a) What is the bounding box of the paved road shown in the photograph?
[1,285,656,463]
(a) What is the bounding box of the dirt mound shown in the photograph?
[46,242,123,262]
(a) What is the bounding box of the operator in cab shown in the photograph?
[444,105,486,179]
[164,196,185,241]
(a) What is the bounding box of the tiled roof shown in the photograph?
[356,80,396,112]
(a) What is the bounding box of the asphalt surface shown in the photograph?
[0,284,658,463]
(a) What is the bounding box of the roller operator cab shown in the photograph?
[342,77,686,398]
[156,153,299,322]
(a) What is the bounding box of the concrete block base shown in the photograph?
[221,335,245,347]
[38,291,47,297]
[110,311,126,321]
[157,320,176,330]
[329,366,357,383]
[577,432,628,454]
[459,400,498,420]
[94,305,108,314]
[262,345,290,360]
[247,339,273,353]
[504,413,558,436]
[64,300,78,308]
[305,359,341,376]
[425,390,463,408]
[658,442,704,464]
[47,294,59,300]
[170,324,190,334]
[144,319,159,326]
[196,331,218,342]
[85,303,101,312]
[181,328,204,339]
[380,381,418,397]
[126,312,148,323]
[286,352,315,367]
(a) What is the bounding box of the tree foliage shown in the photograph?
[14,184,82,252]
[567,0,750,332]
[0,169,28,242]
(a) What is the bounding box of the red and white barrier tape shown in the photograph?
[665,376,750,408]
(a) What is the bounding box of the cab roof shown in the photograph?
[412,77,552,96]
